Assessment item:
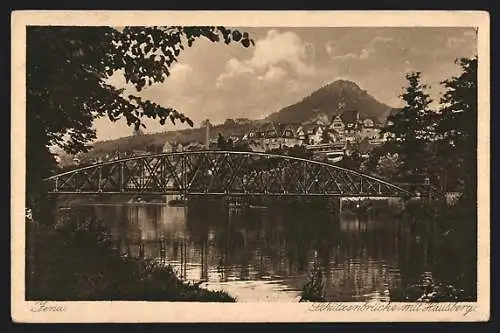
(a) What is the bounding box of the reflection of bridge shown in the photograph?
[45,151,413,198]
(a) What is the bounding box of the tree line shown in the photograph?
[361,57,477,200]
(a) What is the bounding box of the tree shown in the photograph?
[27,26,254,223]
[432,57,477,299]
[133,127,145,136]
[436,56,477,196]
[380,72,435,181]
[287,145,313,159]
[224,118,237,127]
[226,138,234,150]
[217,133,227,150]
[338,150,363,170]
[363,141,402,180]
[303,134,311,145]
[233,141,251,152]
[320,128,331,144]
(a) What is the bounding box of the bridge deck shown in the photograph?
[45,150,415,198]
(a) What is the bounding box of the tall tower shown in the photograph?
[201,119,211,149]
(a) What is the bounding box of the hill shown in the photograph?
[265,79,396,124]
[58,79,399,166]
[60,119,258,166]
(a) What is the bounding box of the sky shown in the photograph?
[96,27,477,141]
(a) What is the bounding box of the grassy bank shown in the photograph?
[26,220,235,302]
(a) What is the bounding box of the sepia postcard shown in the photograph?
[11,10,490,323]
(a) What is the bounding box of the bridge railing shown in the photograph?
[45,150,414,198]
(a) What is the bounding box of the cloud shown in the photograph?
[359,48,374,59]
[372,36,394,44]
[329,52,358,61]
[325,41,337,56]
[169,63,193,78]
[325,39,369,61]
[445,34,476,51]
[226,58,255,76]
[94,27,480,141]
[106,63,195,97]
[258,66,287,82]
[463,29,477,38]
[247,30,315,76]
[216,58,256,87]
[326,35,395,61]
[207,29,327,122]
[216,29,316,88]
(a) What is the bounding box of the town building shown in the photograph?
[297,123,325,145]
[245,122,303,151]
[359,118,380,140]
[162,141,173,153]
[328,109,383,143]
[241,109,386,155]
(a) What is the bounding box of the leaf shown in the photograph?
[231,30,242,42]
[26,25,256,207]
[139,78,146,89]
[241,38,250,48]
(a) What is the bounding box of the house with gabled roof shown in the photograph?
[340,110,360,132]
[327,109,386,143]
[244,121,303,150]
[329,114,345,133]
[299,123,325,145]
[328,109,359,142]
[359,117,381,140]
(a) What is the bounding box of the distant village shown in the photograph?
[242,110,387,151]
[162,109,392,163]
[68,109,394,167]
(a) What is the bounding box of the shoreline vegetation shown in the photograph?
[299,196,476,303]
[26,218,236,302]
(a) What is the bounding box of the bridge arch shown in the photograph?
[45,150,413,198]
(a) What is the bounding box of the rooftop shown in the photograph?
[340,110,359,124]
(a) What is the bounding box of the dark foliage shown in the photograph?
[299,260,325,302]
[380,71,434,179]
[27,26,254,222]
[26,219,235,302]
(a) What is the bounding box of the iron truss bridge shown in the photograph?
[45,151,414,198]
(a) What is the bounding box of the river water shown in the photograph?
[57,198,443,302]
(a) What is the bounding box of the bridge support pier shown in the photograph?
[159,235,166,263]
[328,198,343,216]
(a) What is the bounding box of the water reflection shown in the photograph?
[60,199,438,302]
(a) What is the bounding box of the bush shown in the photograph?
[26,218,235,302]
[393,197,477,301]
[299,260,325,302]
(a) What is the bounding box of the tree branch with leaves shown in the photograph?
[26,26,254,223]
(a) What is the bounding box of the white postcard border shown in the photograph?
[11,10,490,323]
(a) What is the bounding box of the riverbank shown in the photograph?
[298,195,477,303]
[26,221,235,302]
[27,193,476,303]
